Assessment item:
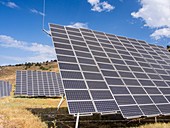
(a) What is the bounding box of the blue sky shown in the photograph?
[0,0,170,65]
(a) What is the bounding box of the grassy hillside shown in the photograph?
[0,61,58,85]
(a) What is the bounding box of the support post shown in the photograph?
[155,116,157,123]
[75,113,80,128]
[57,95,65,112]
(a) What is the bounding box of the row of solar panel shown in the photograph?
[51,24,166,53]
[54,43,170,76]
[67,101,170,118]
[59,63,170,78]
[57,55,170,75]
[52,36,167,58]
[50,24,170,119]
[53,40,170,63]
[54,39,170,67]
[65,89,170,104]
[15,70,63,97]
[51,24,170,61]
[0,80,12,98]
[63,80,170,92]
[61,73,170,87]
[56,52,170,67]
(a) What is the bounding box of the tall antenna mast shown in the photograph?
[42,0,51,36]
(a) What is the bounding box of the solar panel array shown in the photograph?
[0,80,12,98]
[50,24,170,119]
[15,70,63,97]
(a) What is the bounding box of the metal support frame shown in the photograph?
[43,29,51,36]
[75,113,80,128]
[57,95,65,112]
[155,116,157,123]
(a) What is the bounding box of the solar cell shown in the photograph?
[63,80,86,89]
[68,101,95,114]
[110,86,130,94]
[150,95,168,104]
[65,90,91,100]
[115,96,136,105]
[50,24,170,119]
[94,100,119,112]
[128,87,146,94]
[133,96,153,104]
[134,72,149,79]
[144,87,161,94]
[90,90,113,100]
[86,81,108,89]
[15,70,63,97]
[120,105,143,118]
[101,70,119,77]
[119,71,135,78]
[106,78,124,85]
[140,105,160,116]
[157,104,170,115]
[123,79,140,86]
[159,88,170,94]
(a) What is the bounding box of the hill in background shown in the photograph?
[0,60,58,86]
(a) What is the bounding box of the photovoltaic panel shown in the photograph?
[50,24,170,119]
[0,80,12,98]
[15,70,63,97]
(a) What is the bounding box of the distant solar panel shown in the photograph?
[15,70,63,97]
[50,24,170,119]
[0,80,12,98]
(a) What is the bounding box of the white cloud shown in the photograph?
[151,28,170,40]
[0,35,56,63]
[87,0,114,12]
[30,8,45,16]
[7,2,18,8]
[88,0,99,5]
[67,22,88,28]
[131,0,170,40]
[0,1,19,8]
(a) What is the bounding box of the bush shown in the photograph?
[35,63,41,66]
[40,66,48,70]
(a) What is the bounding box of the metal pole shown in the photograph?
[155,116,157,123]
[75,113,80,128]
[57,95,64,111]
[42,0,46,30]
[42,0,51,36]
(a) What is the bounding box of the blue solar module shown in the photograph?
[50,24,170,119]
[15,70,63,97]
[0,80,12,98]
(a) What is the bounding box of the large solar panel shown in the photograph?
[15,70,64,97]
[50,24,170,119]
[0,80,12,98]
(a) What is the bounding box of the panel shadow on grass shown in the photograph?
[27,107,170,128]
[26,107,135,128]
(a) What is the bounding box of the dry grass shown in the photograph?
[0,96,67,128]
[138,122,170,128]
[0,62,65,128]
